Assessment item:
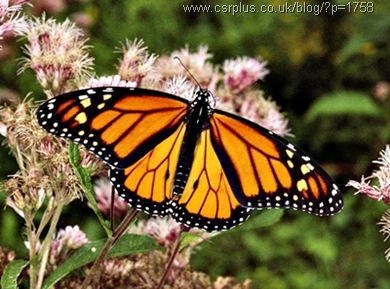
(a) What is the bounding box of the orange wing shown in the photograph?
[110,122,186,216]
[37,86,342,231]
[169,129,252,231]
[37,87,188,168]
[111,125,251,231]
[210,110,343,216]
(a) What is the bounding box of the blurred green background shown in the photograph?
[1,0,390,288]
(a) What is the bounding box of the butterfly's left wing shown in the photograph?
[36,87,189,168]
[210,110,343,215]
[110,122,187,216]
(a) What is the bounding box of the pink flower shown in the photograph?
[128,216,214,249]
[117,38,157,86]
[157,45,218,90]
[128,217,182,248]
[93,178,129,220]
[223,57,269,93]
[347,145,390,205]
[163,76,196,101]
[18,15,93,95]
[0,0,29,48]
[258,108,291,137]
[56,225,89,249]
[372,81,390,102]
[49,225,89,265]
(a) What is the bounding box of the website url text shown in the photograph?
[182,2,375,16]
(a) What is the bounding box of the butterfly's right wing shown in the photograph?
[209,110,343,216]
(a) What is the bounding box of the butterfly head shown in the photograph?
[194,88,216,109]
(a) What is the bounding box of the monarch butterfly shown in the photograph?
[37,86,343,232]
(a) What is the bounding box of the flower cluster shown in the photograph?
[223,56,269,93]
[347,146,390,205]
[117,38,158,87]
[93,178,129,221]
[45,225,89,270]
[18,15,94,96]
[347,145,390,261]
[0,100,104,288]
[0,0,29,51]
[0,16,102,289]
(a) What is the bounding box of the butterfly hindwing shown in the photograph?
[110,122,186,216]
[36,87,189,168]
[210,110,343,216]
[170,129,252,231]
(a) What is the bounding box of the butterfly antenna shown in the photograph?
[174,56,217,107]
[174,56,202,89]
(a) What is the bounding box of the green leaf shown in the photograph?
[232,210,284,232]
[107,234,161,257]
[68,141,81,166]
[304,91,382,123]
[69,142,93,194]
[42,234,160,289]
[1,259,29,289]
[180,231,204,250]
[68,142,111,235]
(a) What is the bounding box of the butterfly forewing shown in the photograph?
[210,110,343,216]
[36,87,188,168]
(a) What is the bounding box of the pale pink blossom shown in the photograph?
[223,56,269,93]
[18,15,93,94]
[0,0,29,48]
[157,45,217,90]
[372,81,390,102]
[56,225,89,249]
[92,178,129,219]
[347,145,390,205]
[117,38,157,85]
[163,76,196,101]
[258,107,291,137]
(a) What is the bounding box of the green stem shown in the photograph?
[35,198,55,244]
[35,202,64,289]
[156,225,189,289]
[26,213,37,289]
[80,209,139,289]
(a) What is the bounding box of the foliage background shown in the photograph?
[1,0,390,288]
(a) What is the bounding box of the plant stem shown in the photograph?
[80,209,139,289]
[26,213,37,289]
[156,225,189,289]
[36,202,64,289]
